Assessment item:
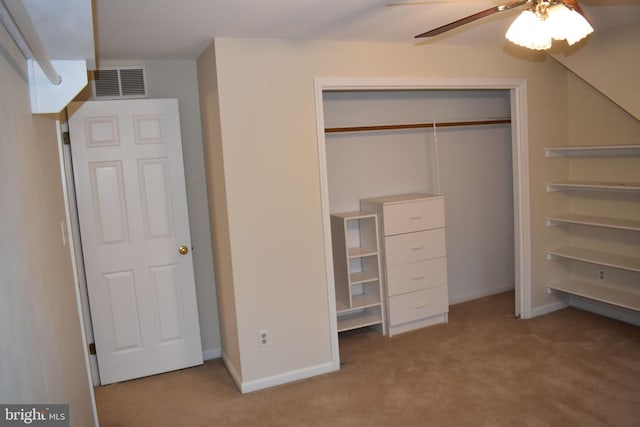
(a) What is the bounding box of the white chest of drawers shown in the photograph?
[360,193,449,336]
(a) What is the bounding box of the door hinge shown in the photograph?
[88,342,96,355]
[62,131,71,145]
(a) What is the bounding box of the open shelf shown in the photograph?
[337,309,383,333]
[546,181,640,193]
[337,293,382,313]
[349,271,379,285]
[548,279,640,312]
[545,144,640,157]
[546,214,640,232]
[348,246,378,258]
[547,246,640,273]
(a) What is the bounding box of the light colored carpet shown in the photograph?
[95,291,640,426]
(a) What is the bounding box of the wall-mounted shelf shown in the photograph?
[548,279,640,312]
[546,181,640,192]
[545,144,640,157]
[547,246,640,273]
[545,144,639,317]
[546,214,640,232]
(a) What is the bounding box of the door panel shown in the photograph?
[69,99,203,385]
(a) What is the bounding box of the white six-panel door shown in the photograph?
[68,99,203,385]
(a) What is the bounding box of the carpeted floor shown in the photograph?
[95,291,640,426]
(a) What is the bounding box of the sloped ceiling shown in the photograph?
[92,0,640,60]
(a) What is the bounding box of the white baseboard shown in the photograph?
[530,299,568,318]
[570,296,640,327]
[449,284,515,305]
[221,350,339,394]
[202,348,221,361]
[240,361,338,394]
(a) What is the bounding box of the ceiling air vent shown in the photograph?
[92,67,147,99]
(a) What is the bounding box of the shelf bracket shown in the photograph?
[546,184,561,192]
[28,59,88,114]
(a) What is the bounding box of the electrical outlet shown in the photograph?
[599,270,606,281]
[258,329,270,347]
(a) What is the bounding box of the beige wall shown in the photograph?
[203,37,574,387]
[551,22,640,120]
[564,73,640,298]
[0,26,95,424]
[196,45,242,378]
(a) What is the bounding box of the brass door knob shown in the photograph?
[178,245,189,255]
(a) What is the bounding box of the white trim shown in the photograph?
[61,128,101,387]
[313,79,342,373]
[240,361,336,394]
[511,82,532,319]
[314,77,532,340]
[449,284,516,306]
[202,348,221,361]
[56,121,99,427]
[530,300,568,318]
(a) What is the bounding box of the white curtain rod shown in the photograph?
[0,0,61,85]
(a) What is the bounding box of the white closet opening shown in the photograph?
[314,78,531,362]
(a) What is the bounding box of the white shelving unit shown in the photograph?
[330,212,386,334]
[546,181,640,192]
[547,279,640,312]
[547,247,640,273]
[545,144,640,157]
[546,214,640,232]
[545,145,640,312]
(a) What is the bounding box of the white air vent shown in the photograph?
[92,67,147,99]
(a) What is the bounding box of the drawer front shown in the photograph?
[383,198,444,236]
[385,228,446,266]
[388,286,448,326]
[387,257,447,297]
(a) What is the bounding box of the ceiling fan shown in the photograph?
[409,0,594,50]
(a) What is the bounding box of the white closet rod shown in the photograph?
[0,0,61,85]
[325,118,511,134]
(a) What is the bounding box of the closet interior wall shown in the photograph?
[323,89,515,304]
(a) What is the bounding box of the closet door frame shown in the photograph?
[313,77,531,365]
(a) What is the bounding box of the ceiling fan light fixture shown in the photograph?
[505,1,593,50]
[505,9,552,50]
[547,3,594,45]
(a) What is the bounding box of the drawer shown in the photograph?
[387,257,447,297]
[388,286,448,326]
[385,228,446,266]
[383,198,444,236]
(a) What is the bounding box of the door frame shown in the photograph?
[59,119,102,386]
[55,120,100,425]
[313,77,532,367]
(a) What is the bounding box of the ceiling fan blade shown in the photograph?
[415,0,529,38]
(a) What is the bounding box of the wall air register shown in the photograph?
[92,67,147,99]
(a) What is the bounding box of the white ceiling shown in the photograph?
[93,0,640,60]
